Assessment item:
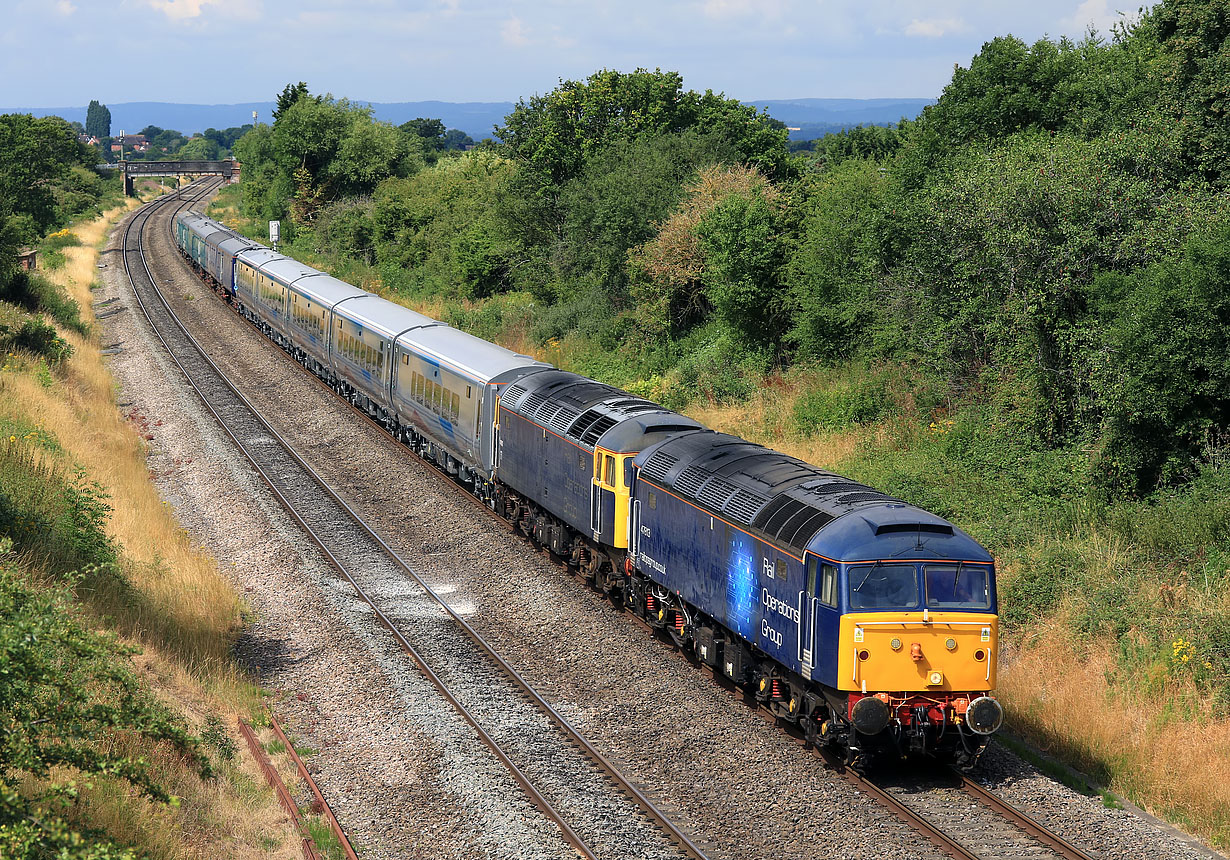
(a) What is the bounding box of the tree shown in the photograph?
[177,136,221,161]
[84,100,110,139]
[556,130,738,300]
[273,81,312,121]
[628,163,774,339]
[1150,0,1230,179]
[697,186,784,348]
[1096,221,1230,493]
[496,68,789,195]
[0,114,80,234]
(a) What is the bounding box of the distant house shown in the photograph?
[111,134,150,154]
[17,249,36,271]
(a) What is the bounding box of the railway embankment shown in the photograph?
[0,193,318,858]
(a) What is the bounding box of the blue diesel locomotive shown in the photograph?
[176,209,1004,767]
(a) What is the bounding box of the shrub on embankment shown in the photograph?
[0,187,304,855]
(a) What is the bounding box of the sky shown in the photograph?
[2,0,1136,107]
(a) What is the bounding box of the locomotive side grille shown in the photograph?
[674,465,708,496]
[696,477,738,511]
[580,414,618,445]
[640,451,677,482]
[725,489,769,525]
[521,391,547,415]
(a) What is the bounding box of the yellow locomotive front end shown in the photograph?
[826,559,1003,767]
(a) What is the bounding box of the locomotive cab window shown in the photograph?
[648,491,656,510]
[603,455,615,487]
[848,563,920,610]
[924,564,991,610]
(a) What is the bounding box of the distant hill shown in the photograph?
[750,98,933,138]
[2,98,933,142]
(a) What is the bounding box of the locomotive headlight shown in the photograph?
[890,638,902,651]
[945,638,957,651]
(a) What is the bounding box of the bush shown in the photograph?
[0,439,119,579]
[0,559,208,859]
[1093,222,1230,494]
[791,374,890,435]
[0,270,86,335]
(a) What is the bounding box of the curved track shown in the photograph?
[121,183,710,860]
[128,182,1116,860]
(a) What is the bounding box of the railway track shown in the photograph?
[124,183,1146,860]
[121,183,711,860]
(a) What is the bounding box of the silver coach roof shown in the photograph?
[256,257,335,288]
[332,294,439,340]
[183,212,237,240]
[216,236,262,257]
[402,322,549,382]
[235,246,284,269]
[285,271,367,307]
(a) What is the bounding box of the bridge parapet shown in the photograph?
[117,159,238,195]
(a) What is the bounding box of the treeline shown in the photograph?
[231,0,1230,500]
[0,112,121,366]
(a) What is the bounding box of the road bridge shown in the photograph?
[102,160,239,196]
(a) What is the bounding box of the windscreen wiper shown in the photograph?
[853,560,883,593]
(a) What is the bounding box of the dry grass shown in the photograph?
[1000,633,1230,847]
[14,204,246,676]
[681,369,869,470]
[1,203,303,857]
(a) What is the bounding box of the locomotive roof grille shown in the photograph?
[756,496,810,534]
[839,491,892,504]
[521,391,547,415]
[696,477,739,512]
[785,509,836,550]
[802,481,868,497]
[547,404,580,434]
[568,410,603,439]
[674,464,709,496]
[725,489,770,525]
[580,414,618,445]
[640,451,678,482]
[501,382,529,408]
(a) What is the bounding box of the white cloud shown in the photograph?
[501,16,530,46]
[1062,0,1129,35]
[145,0,258,22]
[701,0,787,20]
[55,0,76,16]
[904,16,965,38]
